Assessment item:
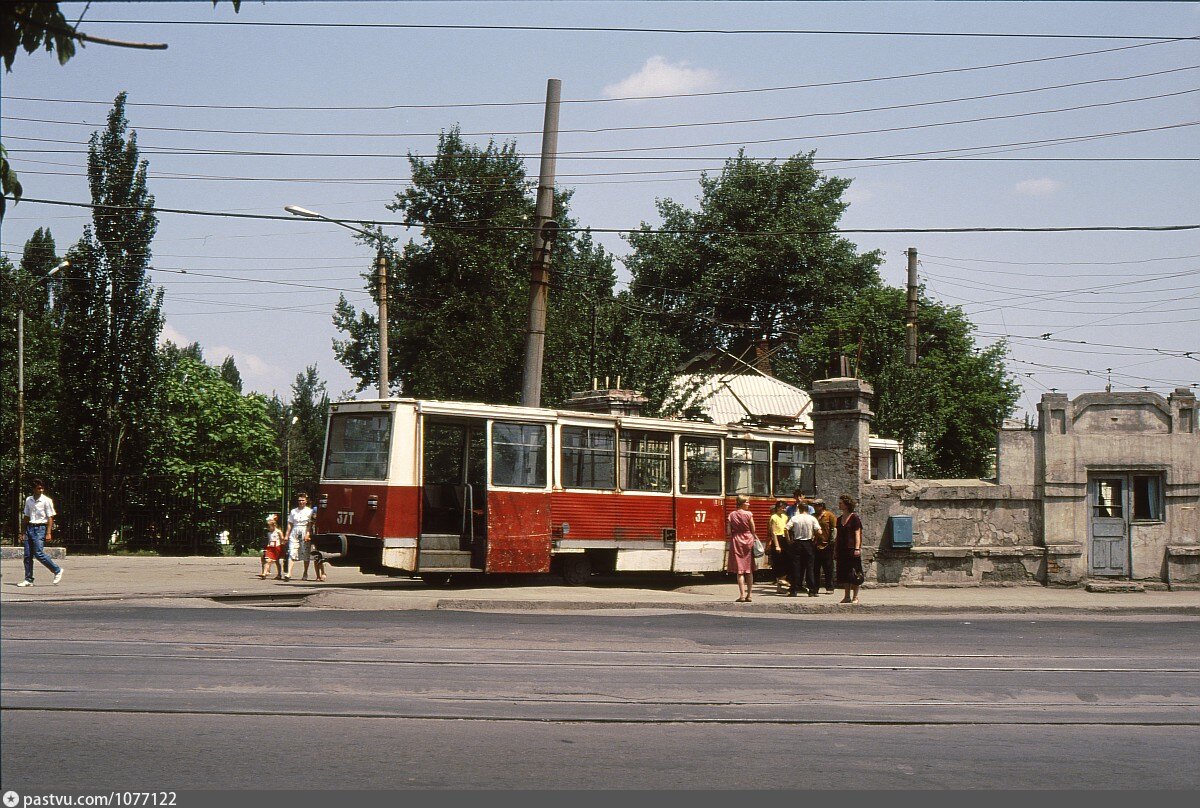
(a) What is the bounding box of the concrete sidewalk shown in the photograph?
[3,555,1200,615]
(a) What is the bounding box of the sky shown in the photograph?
[2,1,1198,420]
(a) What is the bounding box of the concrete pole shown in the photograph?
[16,306,25,541]
[377,247,389,399]
[905,247,919,368]
[521,78,562,408]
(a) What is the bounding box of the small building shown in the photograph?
[811,379,1200,587]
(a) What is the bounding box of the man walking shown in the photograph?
[786,500,821,597]
[18,479,62,587]
[812,498,837,593]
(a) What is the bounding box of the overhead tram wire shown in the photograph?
[4,37,1193,111]
[8,63,1199,139]
[9,119,1198,164]
[78,18,1200,41]
[9,195,1200,235]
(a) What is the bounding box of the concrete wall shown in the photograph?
[859,479,1042,586]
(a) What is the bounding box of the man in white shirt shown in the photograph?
[19,479,63,586]
[785,503,821,597]
[286,492,314,581]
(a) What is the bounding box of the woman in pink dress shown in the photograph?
[727,494,758,602]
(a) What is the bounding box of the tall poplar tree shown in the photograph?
[57,93,163,538]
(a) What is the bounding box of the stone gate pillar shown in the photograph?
[810,377,875,504]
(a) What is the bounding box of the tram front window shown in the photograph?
[323,412,392,480]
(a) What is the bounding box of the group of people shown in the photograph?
[726,490,864,604]
[259,492,326,581]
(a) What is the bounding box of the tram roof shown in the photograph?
[328,396,902,449]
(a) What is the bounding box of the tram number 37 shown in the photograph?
[336,511,354,526]
[694,510,706,523]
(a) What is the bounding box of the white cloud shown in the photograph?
[158,322,287,394]
[843,184,874,204]
[1014,178,1063,197]
[207,342,288,394]
[158,322,191,347]
[602,56,720,99]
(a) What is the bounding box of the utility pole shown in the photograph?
[376,246,389,398]
[905,247,919,368]
[589,262,598,385]
[521,78,562,408]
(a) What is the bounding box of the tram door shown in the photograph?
[421,420,487,561]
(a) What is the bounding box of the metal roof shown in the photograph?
[666,373,814,429]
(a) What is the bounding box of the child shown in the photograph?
[259,514,284,579]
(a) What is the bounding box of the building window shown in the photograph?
[560,426,616,490]
[726,439,769,496]
[681,436,722,495]
[1093,478,1124,518]
[1132,475,1164,521]
[871,448,898,480]
[772,442,813,496]
[619,430,671,492]
[491,422,547,488]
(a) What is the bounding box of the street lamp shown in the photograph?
[285,205,390,398]
[283,414,299,517]
[9,259,68,539]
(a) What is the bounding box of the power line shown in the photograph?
[81,18,1200,41]
[9,63,1198,139]
[11,195,1200,234]
[3,38,1192,111]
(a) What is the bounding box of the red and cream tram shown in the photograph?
[311,398,902,584]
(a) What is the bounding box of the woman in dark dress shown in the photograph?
[835,494,863,604]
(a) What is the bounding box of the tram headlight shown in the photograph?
[366,495,379,510]
[318,493,329,509]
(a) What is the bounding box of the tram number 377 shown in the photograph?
[336,511,354,526]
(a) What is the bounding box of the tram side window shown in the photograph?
[681,436,722,495]
[323,413,392,480]
[492,422,547,488]
[726,439,769,496]
[561,426,616,490]
[619,430,671,492]
[773,442,814,496]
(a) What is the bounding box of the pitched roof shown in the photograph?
[665,372,813,428]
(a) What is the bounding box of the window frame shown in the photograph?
[322,411,393,481]
[618,429,673,494]
[1131,474,1165,523]
[725,438,770,497]
[772,441,814,497]
[489,421,549,490]
[680,435,723,496]
[559,424,617,491]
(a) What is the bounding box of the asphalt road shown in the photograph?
[2,604,1198,789]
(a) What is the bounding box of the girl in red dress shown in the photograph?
[259,514,284,579]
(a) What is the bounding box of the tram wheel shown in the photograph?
[420,572,453,587]
[560,554,593,585]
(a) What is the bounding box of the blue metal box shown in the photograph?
[889,515,914,549]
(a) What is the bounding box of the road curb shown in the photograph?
[431,598,1200,616]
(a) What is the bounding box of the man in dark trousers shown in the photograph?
[785,500,821,597]
[812,498,838,593]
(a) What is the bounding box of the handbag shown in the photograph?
[751,538,766,558]
[850,558,865,585]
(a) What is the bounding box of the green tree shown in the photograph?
[288,366,329,492]
[625,151,882,362]
[56,93,163,538]
[218,355,243,393]
[147,350,280,552]
[333,127,672,406]
[779,285,1021,478]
